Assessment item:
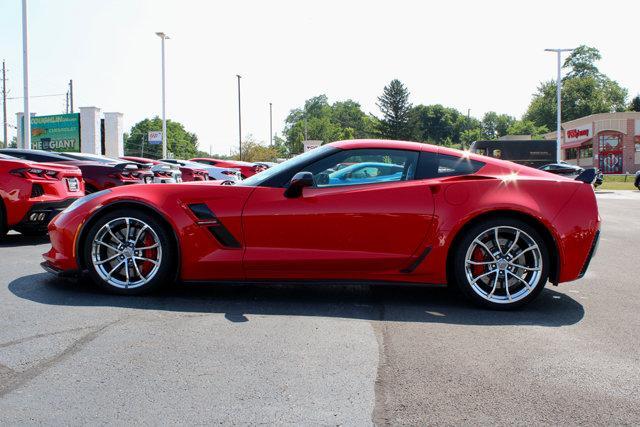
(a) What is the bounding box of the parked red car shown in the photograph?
[43,140,600,309]
[0,149,153,193]
[0,153,84,236]
[189,158,259,178]
[121,156,208,182]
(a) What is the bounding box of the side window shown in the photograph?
[416,152,485,179]
[302,149,419,188]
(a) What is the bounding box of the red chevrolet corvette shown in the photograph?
[42,140,600,309]
[0,153,84,236]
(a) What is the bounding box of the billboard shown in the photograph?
[148,131,162,145]
[27,113,81,152]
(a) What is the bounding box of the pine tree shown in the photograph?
[377,79,413,140]
[630,95,640,112]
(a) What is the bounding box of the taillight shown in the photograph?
[10,168,59,179]
[154,171,172,177]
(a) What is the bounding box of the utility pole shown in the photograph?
[156,32,169,159]
[68,79,73,113]
[2,60,7,148]
[236,74,242,160]
[65,90,69,114]
[545,48,574,163]
[22,0,31,149]
[269,102,273,147]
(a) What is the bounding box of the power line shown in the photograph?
[7,92,66,100]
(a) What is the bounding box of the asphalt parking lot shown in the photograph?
[1,190,639,425]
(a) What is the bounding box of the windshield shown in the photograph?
[238,145,335,186]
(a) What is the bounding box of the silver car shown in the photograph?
[161,159,242,181]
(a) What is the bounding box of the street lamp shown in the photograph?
[156,32,170,158]
[269,102,273,147]
[236,75,242,160]
[545,48,574,163]
[22,0,31,149]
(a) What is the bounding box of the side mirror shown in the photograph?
[284,171,314,198]
[575,168,597,185]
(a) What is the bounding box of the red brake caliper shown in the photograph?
[471,246,486,277]
[140,233,156,276]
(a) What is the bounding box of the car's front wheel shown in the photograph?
[83,209,175,294]
[452,217,550,309]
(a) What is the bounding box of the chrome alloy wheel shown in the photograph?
[90,217,162,289]
[464,226,543,304]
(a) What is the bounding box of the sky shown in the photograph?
[0,0,638,155]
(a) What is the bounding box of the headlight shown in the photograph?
[63,189,111,214]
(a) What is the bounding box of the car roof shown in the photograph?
[0,148,72,160]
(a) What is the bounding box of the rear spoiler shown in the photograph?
[575,168,597,185]
[114,162,145,171]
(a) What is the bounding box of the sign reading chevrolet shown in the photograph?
[28,113,81,152]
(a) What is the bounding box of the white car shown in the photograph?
[161,159,242,181]
[149,162,182,183]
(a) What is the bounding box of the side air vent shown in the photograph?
[187,203,241,248]
[31,183,45,198]
[207,226,241,248]
[188,203,216,220]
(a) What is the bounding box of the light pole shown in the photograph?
[269,102,273,147]
[545,48,574,163]
[22,0,31,149]
[156,32,169,158]
[236,75,242,160]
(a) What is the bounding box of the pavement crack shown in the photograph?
[0,326,95,349]
[0,317,125,398]
[371,299,393,426]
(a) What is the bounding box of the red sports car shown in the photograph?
[189,157,259,178]
[42,140,600,309]
[0,153,84,236]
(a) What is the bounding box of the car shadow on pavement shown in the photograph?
[8,273,584,327]
[0,234,49,248]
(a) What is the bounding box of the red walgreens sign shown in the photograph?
[566,128,589,139]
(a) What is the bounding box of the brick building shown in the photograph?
[545,112,640,174]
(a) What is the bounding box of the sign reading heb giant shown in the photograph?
[28,113,81,152]
[564,124,592,144]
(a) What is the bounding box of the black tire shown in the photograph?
[451,217,550,310]
[0,199,7,239]
[82,208,175,295]
[19,229,48,237]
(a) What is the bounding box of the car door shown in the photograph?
[241,148,436,279]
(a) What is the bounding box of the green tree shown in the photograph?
[481,112,515,139]
[376,79,413,140]
[524,46,628,129]
[629,95,640,112]
[230,135,281,162]
[125,117,201,159]
[283,95,379,155]
[563,45,602,79]
[408,104,481,144]
[506,120,548,138]
[460,128,483,146]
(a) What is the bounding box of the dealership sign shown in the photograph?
[564,124,592,144]
[26,113,81,152]
[148,131,163,145]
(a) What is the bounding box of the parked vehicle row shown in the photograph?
[0,153,84,237]
[0,148,277,237]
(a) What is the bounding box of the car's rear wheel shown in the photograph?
[0,200,7,238]
[452,218,549,309]
[83,209,174,294]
